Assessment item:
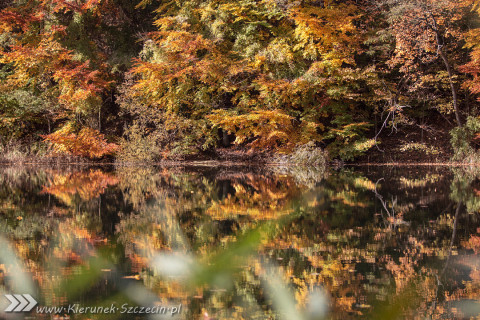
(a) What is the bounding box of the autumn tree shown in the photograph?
[118,0,376,160]
[372,0,475,128]
[0,0,156,158]
[2,0,480,161]
[461,3,480,100]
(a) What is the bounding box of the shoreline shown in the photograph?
[350,162,480,167]
[1,159,479,167]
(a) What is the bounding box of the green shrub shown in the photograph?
[117,120,217,163]
[116,123,160,163]
[321,109,374,161]
[450,116,480,163]
[399,142,440,155]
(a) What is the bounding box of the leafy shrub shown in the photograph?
[116,77,217,161]
[116,123,161,163]
[42,123,119,159]
[399,142,440,155]
[117,118,216,162]
[208,110,320,153]
[450,116,480,162]
[321,108,374,161]
[331,137,375,161]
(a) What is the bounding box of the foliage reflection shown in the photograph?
[0,166,480,319]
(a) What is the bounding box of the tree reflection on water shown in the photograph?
[0,165,479,319]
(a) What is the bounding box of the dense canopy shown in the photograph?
[2,0,480,162]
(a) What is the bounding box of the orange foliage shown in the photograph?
[460,3,480,100]
[0,5,111,110]
[42,126,119,158]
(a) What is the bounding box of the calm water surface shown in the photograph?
[0,165,479,319]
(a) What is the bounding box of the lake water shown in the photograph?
[0,165,479,319]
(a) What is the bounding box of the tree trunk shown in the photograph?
[98,106,101,132]
[429,13,462,127]
[439,50,462,127]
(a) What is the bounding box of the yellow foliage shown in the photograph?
[208,109,319,152]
